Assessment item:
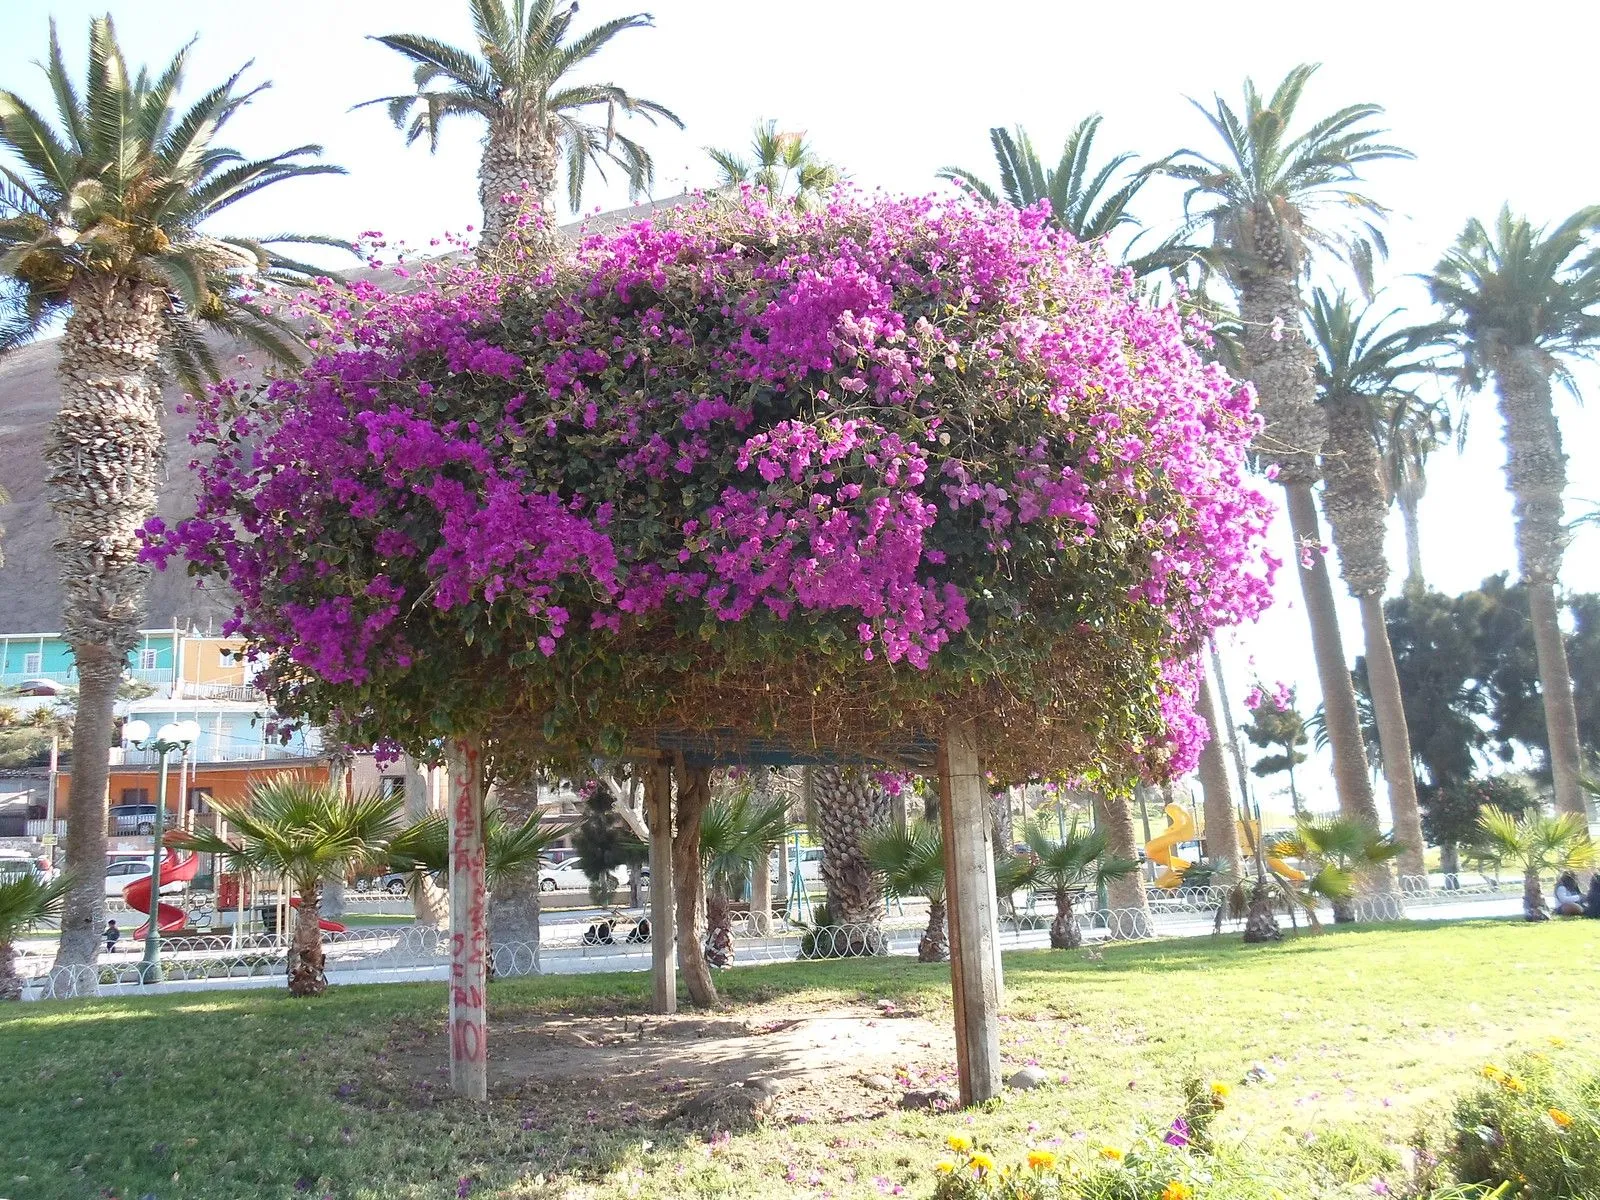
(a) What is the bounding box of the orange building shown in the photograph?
[56,757,332,823]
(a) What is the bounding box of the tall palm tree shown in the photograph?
[178,778,401,996]
[863,820,948,962]
[362,0,681,260]
[698,785,787,966]
[1156,64,1411,840]
[1309,289,1441,882]
[1427,206,1600,822]
[0,871,73,1000]
[1474,806,1595,920]
[1380,389,1452,596]
[707,121,840,210]
[1004,818,1137,949]
[811,764,889,936]
[937,117,1179,278]
[0,17,347,976]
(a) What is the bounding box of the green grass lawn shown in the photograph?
[3,919,1597,1200]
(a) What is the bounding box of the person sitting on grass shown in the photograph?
[1584,873,1600,918]
[1552,871,1585,917]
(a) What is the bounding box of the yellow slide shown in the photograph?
[1237,815,1307,881]
[1146,802,1195,888]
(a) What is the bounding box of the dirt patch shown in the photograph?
[383,1001,957,1132]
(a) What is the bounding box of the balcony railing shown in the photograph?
[118,745,321,766]
[179,682,262,702]
[1,669,75,688]
[24,819,67,838]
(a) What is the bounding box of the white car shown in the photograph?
[770,845,825,885]
[538,857,625,893]
[104,860,187,898]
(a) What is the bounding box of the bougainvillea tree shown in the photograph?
[149,190,1277,1091]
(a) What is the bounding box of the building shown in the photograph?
[0,628,181,692]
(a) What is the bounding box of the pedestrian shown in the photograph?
[104,919,120,953]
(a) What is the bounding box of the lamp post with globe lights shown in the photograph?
[122,719,201,983]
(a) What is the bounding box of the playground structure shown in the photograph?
[1144,802,1307,887]
[123,849,200,937]
[216,872,348,934]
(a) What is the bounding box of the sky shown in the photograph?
[3,0,1599,819]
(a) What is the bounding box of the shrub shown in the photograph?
[1449,1049,1600,1199]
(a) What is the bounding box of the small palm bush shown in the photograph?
[1002,817,1137,949]
[1268,815,1405,924]
[863,820,947,962]
[1473,807,1595,920]
[699,787,787,966]
[0,872,72,1000]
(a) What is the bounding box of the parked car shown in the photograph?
[104,859,186,897]
[770,844,825,885]
[354,872,410,896]
[538,857,623,893]
[109,803,160,834]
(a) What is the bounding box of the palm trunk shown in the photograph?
[477,132,560,264]
[0,941,20,1001]
[814,765,889,932]
[704,891,734,967]
[1093,793,1151,938]
[1359,593,1427,885]
[48,276,168,977]
[1522,868,1548,921]
[1284,483,1383,832]
[1493,346,1587,822]
[485,776,542,972]
[1194,663,1243,876]
[671,761,717,1007]
[1049,887,1080,949]
[919,895,949,962]
[1396,478,1426,597]
[288,882,328,996]
[403,755,448,929]
[1242,878,1282,943]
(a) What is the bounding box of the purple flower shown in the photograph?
[1165,1117,1191,1147]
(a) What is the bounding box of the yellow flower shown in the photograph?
[1501,1075,1527,1094]
[1027,1149,1058,1171]
[1099,1146,1124,1162]
[1549,1108,1574,1128]
[968,1152,996,1174]
[1209,1081,1232,1099]
[934,1159,956,1175]
[1481,1065,1506,1082]
[1548,1036,1567,1048]
[946,1134,973,1154]
[1161,1183,1194,1200]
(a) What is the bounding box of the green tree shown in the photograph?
[862,820,947,962]
[1242,683,1310,815]
[1474,806,1595,920]
[1427,205,1600,823]
[1419,775,1536,881]
[1268,815,1404,924]
[708,121,840,210]
[178,778,400,995]
[698,784,786,967]
[0,871,72,1000]
[1308,289,1441,878]
[1157,64,1410,838]
[1004,817,1137,949]
[363,0,681,259]
[0,17,347,976]
[571,781,646,906]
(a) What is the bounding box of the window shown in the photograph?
[22,652,41,675]
[138,648,159,671]
[187,787,213,814]
[119,788,150,806]
[380,776,405,801]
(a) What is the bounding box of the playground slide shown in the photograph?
[124,849,201,937]
[1145,802,1195,888]
[289,895,348,934]
[1234,817,1309,881]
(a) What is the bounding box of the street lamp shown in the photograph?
[123,718,200,983]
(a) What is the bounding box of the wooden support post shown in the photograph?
[446,737,488,1100]
[645,759,676,1014]
[939,718,1003,1105]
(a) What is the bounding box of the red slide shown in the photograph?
[288,895,347,934]
[124,849,201,937]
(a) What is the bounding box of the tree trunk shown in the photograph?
[403,755,448,929]
[1093,793,1151,938]
[0,942,20,1001]
[1049,888,1080,950]
[814,765,889,934]
[1359,593,1427,885]
[671,761,718,1007]
[774,821,790,921]
[1440,840,1461,886]
[1242,878,1282,943]
[1397,478,1426,597]
[47,276,167,979]
[319,876,346,922]
[1331,897,1357,925]
[1194,663,1243,876]
[1522,867,1549,921]
[287,882,328,996]
[446,738,488,1099]
[1492,345,1587,822]
[477,132,560,264]
[1284,483,1382,830]
[748,768,774,934]
[486,776,542,973]
[919,895,949,962]
[990,788,1014,864]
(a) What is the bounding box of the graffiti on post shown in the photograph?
[448,741,487,1076]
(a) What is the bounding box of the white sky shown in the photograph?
[4,0,1599,818]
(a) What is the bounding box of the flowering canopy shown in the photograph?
[149,192,1276,782]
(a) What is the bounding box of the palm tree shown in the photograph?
[862,820,948,962]
[387,807,566,905]
[1474,806,1596,921]
[811,764,889,937]
[0,871,72,1000]
[1380,389,1452,596]
[1427,206,1600,823]
[937,117,1180,278]
[1156,64,1411,839]
[698,785,787,967]
[362,0,681,260]
[1268,815,1405,924]
[1309,289,1442,882]
[177,777,401,996]
[1,17,348,976]
[1004,817,1137,949]
[708,121,840,210]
